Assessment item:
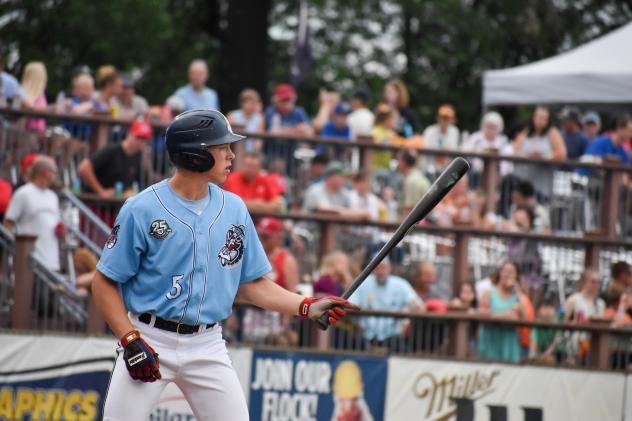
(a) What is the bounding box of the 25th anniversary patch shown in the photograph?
[149,219,172,240]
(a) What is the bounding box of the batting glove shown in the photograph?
[299,296,360,326]
[120,330,161,383]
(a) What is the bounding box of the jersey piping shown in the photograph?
[196,188,225,325]
[151,185,197,323]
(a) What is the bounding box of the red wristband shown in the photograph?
[120,329,140,347]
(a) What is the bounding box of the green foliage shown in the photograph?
[1,0,631,129]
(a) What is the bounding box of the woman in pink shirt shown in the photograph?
[21,61,48,133]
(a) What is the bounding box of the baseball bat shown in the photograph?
[317,157,470,330]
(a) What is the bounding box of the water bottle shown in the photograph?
[56,91,66,113]
[558,306,565,322]
[115,181,124,198]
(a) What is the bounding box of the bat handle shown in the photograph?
[316,312,330,330]
[315,302,345,330]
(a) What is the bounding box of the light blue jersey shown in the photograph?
[349,274,422,341]
[96,179,271,325]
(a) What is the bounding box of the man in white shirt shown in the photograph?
[348,89,374,139]
[4,156,62,271]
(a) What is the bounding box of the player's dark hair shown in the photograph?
[513,180,535,198]
[611,261,631,279]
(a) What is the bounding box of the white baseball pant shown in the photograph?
[102,314,248,421]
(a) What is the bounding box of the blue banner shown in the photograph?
[249,350,387,421]
[0,359,114,421]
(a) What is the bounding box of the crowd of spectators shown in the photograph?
[1,56,631,368]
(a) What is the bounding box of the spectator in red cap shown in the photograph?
[78,120,153,198]
[11,153,40,190]
[264,83,313,137]
[222,151,282,213]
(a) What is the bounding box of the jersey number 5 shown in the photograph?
[166,275,184,300]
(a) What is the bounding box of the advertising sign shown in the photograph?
[385,357,626,421]
[0,334,115,420]
[249,349,387,421]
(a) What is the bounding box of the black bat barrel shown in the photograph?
[316,157,470,330]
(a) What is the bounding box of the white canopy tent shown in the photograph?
[483,22,632,106]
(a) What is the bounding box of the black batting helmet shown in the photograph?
[165,109,245,172]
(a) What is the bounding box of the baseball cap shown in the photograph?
[438,105,455,119]
[130,120,153,139]
[323,161,347,178]
[256,217,283,235]
[333,102,351,115]
[274,84,296,101]
[583,111,601,126]
[20,153,39,175]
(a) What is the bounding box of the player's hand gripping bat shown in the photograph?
[317,157,470,330]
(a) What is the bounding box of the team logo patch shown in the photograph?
[105,225,120,249]
[149,219,172,240]
[218,224,246,267]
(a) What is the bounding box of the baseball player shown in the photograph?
[92,109,359,421]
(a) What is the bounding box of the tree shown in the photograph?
[1,0,631,129]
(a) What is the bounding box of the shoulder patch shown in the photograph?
[149,219,172,240]
[218,224,246,267]
[106,225,120,249]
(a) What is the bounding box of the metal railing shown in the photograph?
[0,107,630,238]
[29,255,87,332]
[230,304,632,371]
[67,197,632,300]
[0,224,15,328]
[0,189,110,332]
[60,189,110,257]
